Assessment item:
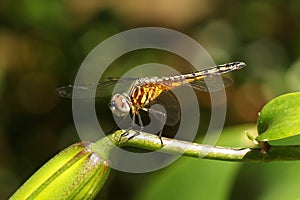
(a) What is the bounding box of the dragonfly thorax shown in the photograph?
[109,93,131,117]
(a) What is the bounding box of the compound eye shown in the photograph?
[108,101,115,110]
[109,94,130,116]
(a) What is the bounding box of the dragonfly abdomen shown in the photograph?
[182,62,245,81]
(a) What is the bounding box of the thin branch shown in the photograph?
[106,130,300,162]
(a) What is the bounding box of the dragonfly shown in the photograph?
[57,62,245,133]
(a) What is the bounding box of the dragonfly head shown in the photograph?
[109,93,131,117]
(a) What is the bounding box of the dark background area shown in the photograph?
[1,0,300,199]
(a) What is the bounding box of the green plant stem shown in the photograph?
[106,130,300,162]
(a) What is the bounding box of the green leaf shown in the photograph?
[256,92,300,143]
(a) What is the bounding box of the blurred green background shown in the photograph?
[1,0,300,199]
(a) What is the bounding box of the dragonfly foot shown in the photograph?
[156,130,164,147]
[119,129,140,143]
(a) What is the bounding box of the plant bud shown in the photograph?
[10,142,110,200]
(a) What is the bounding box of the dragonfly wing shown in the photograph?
[56,85,74,98]
[57,80,119,99]
[57,77,138,99]
[189,76,233,92]
[149,90,180,126]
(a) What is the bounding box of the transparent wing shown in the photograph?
[146,76,233,126]
[57,77,138,99]
[149,90,180,126]
[188,76,233,92]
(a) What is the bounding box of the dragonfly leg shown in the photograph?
[136,113,144,130]
[127,129,140,141]
[142,107,165,147]
[156,130,164,147]
[118,114,136,142]
[119,129,140,142]
[120,113,142,142]
[119,130,129,142]
[128,113,141,129]
[131,113,136,127]
[127,113,144,140]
